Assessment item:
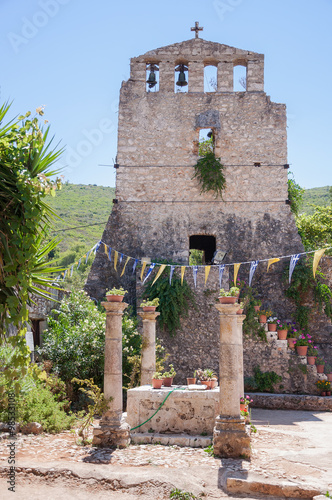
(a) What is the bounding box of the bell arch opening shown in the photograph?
[204,65,217,92]
[175,63,189,93]
[146,63,159,92]
[189,235,216,265]
[233,63,247,91]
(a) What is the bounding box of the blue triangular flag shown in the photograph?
[289,254,300,283]
[143,263,155,284]
[77,258,81,270]
[132,259,139,274]
[218,265,225,289]
[192,265,198,288]
[249,260,259,287]
[169,265,175,285]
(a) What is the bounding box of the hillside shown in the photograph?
[48,183,114,254]
[301,185,331,214]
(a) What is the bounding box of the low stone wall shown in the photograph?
[248,392,332,411]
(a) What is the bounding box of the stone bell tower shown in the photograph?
[86,28,303,305]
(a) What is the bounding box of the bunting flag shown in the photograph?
[94,241,101,254]
[70,265,74,277]
[104,243,108,256]
[114,250,118,271]
[249,260,259,287]
[63,269,67,280]
[233,263,241,286]
[108,247,112,262]
[143,263,155,284]
[313,248,326,278]
[132,258,139,274]
[181,266,186,285]
[218,265,225,289]
[140,260,148,281]
[85,251,90,264]
[153,264,167,285]
[205,265,211,286]
[267,258,280,272]
[192,266,199,287]
[77,258,81,270]
[169,265,175,285]
[119,253,124,264]
[120,256,130,277]
[289,254,301,283]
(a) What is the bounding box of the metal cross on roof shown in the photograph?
[191,21,203,39]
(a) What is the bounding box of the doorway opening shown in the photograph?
[189,235,216,265]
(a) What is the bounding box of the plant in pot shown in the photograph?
[267,316,278,332]
[105,287,127,302]
[218,286,240,304]
[253,298,262,312]
[286,322,299,349]
[294,332,311,356]
[276,320,289,340]
[162,364,176,387]
[140,297,159,312]
[315,356,325,374]
[325,363,332,382]
[258,309,272,324]
[316,379,331,397]
[237,300,245,315]
[151,372,163,389]
[187,371,197,385]
[197,368,218,389]
[307,345,318,365]
[240,395,253,412]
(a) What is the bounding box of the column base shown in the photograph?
[92,413,131,448]
[213,415,251,459]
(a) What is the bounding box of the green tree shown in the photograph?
[296,205,332,251]
[0,102,62,389]
[288,171,305,216]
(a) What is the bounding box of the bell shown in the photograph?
[176,70,188,87]
[146,70,157,88]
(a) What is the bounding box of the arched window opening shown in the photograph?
[198,128,214,156]
[175,63,188,93]
[233,64,247,91]
[204,65,217,92]
[189,235,216,265]
[146,63,159,92]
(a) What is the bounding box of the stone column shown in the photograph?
[93,301,131,448]
[138,310,160,385]
[213,303,250,458]
[237,314,245,399]
[217,61,233,91]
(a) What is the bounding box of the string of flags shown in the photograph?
[54,239,331,290]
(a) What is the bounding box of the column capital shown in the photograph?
[138,311,160,321]
[236,314,246,325]
[101,301,128,315]
[215,303,240,315]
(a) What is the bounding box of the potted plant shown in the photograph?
[237,301,245,315]
[187,371,197,385]
[105,287,127,302]
[196,368,218,389]
[307,345,318,365]
[267,316,278,332]
[276,320,289,340]
[140,297,159,312]
[258,309,272,324]
[315,357,325,374]
[218,287,240,304]
[287,323,299,349]
[240,395,253,412]
[294,332,311,356]
[316,379,331,397]
[325,363,332,382]
[151,372,163,389]
[253,299,262,312]
[162,364,176,387]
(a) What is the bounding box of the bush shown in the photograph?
[244,366,282,393]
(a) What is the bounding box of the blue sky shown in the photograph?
[1,0,331,189]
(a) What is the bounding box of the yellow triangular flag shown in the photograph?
[104,243,108,255]
[313,248,326,278]
[114,251,118,271]
[152,264,166,285]
[233,263,241,286]
[181,266,186,285]
[140,260,148,281]
[204,266,211,286]
[120,256,130,277]
[267,258,280,272]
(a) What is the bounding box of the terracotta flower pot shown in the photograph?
[240,403,248,412]
[296,345,308,356]
[316,364,325,374]
[307,356,316,365]
[218,296,237,304]
[277,329,287,340]
[326,391,331,396]
[287,338,296,349]
[327,374,332,382]
[152,379,163,389]
[201,381,212,389]
[268,323,277,332]
[321,391,326,397]
[142,306,156,312]
[106,295,124,302]
[210,379,218,389]
[254,305,261,312]
[236,308,243,315]
[162,377,173,387]
[259,314,267,323]
[187,378,196,385]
